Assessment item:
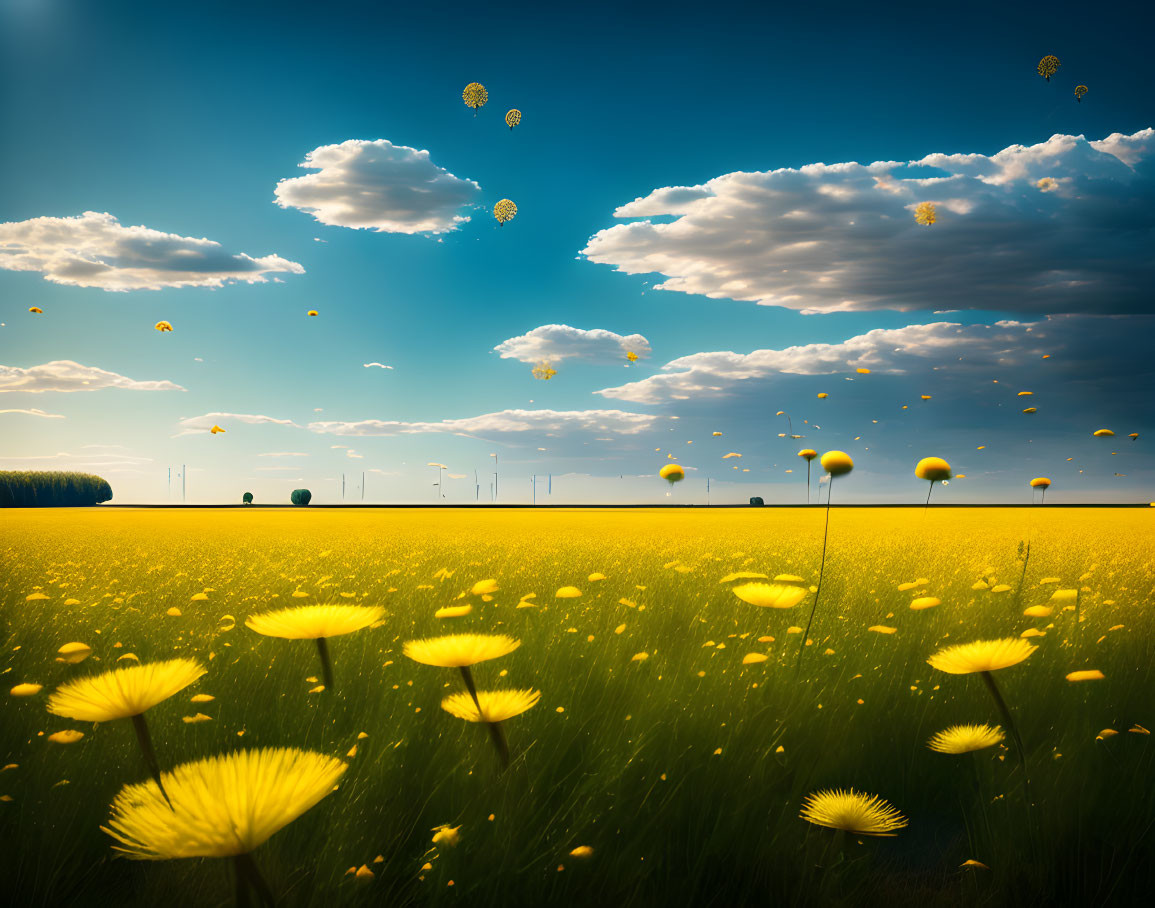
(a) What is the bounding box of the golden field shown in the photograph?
[1,506,1153,907]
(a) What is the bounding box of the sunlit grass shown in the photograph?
[1,506,1153,906]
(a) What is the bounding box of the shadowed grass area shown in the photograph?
[1,507,1153,907]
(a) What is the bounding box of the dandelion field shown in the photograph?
[2,507,1153,908]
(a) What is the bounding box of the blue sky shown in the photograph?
[1,0,1152,504]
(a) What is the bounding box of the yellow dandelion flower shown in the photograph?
[555,586,582,598]
[403,634,520,668]
[462,82,487,110]
[494,198,517,226]
[731,583,807,609]
[914,457,951,482]
[927,638,1036,675]
[588,573,606,582]
[48,658,207,722]
[910,597,940,610]
[914,202,936,226]
[659,463,685,483]
[100,747,347,859]
[1030,477,1051,488]
[797,449,817,461]
[799,789,908,836]
[1023,605,1052,618]
[927,724,1005,754]
[245,605,384,640]
[440,689,541,723]
[471,578,499,596]
[820,450,853,476]
[55,642,93,664]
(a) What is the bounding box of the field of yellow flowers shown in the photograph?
[2,507,1153,907]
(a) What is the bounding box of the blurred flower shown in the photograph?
[403,634,520,668]
[799,789,907,836]
[927,639,1036,675]
[927,724,1005,754]
[245,605,384,639]
[440,689,540,723]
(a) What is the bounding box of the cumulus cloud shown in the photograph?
[274,140,481,234]
[596,315,1154,404]
[174,413,300,436]
[494,324,652,364]
[0,361,185,393]
[0,408,64,418]
[0,212,304,290]
[309,408,659,441]
[582,129,1155,315]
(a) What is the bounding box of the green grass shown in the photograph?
[1,507,1153,907]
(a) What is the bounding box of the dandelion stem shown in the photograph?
[458,666,483,714]
[131,713,171,808]
[924,481,934,515]
[234,856,252,908]
[806,461,811,505]
[979,671,1032,806]
[796,476,833,676]
[486,721,511,769]
[315,637,334,690]
[237,852,276,907]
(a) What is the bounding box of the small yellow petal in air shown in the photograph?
[630,652,649,662]
[742,653,769,665]
[555,586,582,599]
[1096,729,1117,740]
[10,683,43,696]
[1065,670,1105,682]
[961,860,989,870]
[435,605,473,619]
[431,825,461,847]
[471,579,499,596]
[47,730,85,744]
[182,713,212,724]
[868,626,897,634]
[346,744,358,758]
[588,573,606,582]
[355,865,374,881]
[569,846,594,858]
[309,685,326,693]
[910,597,940,610]
[190,694,215,703]
[190,593,208,601]
[614,624,626,635]
[56,642,93,664]
[1129,725,1150,735]
[26,592,50,601]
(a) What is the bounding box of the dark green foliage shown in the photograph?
[749,496,764,506]
[290,488,312,506]
[242,492,254,505]
[0,471,113,507]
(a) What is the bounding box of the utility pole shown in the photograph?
[361,472,365,502]
[490,453,498,502]
[707,477,711,506]
[168,467,171,501]
[341,473,346,501]
[532,474,536,506]
[181,464,186,502]
[475,469,479,502]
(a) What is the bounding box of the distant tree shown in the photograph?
[749,496,765,506]
[291,488,312,506]
[242,492,254,505]
[0,471,113,507]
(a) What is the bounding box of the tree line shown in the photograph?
[0,471,114,507]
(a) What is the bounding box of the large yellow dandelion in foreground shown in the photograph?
[799,789,908,836]
[927,724,1005,754]
[914,202,936,226]
[927,638,1036,675]
[404,633,521,668]
[441,689,541,723]
[731,582,807,609]
[48,658,206,723]
[102,747,346,902]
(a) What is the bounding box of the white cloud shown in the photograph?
[274,140,481,234]
[0,212,304,290]
[363,362,393,369]
[0,361,185,393]
[308,408,659,441]
[582,128,1155,315]
[0,408,64,418]
[596,315,1152,404]
[494,324,651,364]
[174,413,299,436]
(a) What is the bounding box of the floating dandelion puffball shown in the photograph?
[914,457,952,483]
[154,320,173,332]
[799,789,908,836]
[493,198,517,226]
[531,360,556,380]
[1037,55,1061,81]
[440,689,541,723]
[403,634,520,668]
[505,108,521,129]
[1030,477,1051,488]
[819,451,853,476]
[659,463,685,484]
[247,604,383,691]
[462,82,488,111]
[927,724,1005,754]
[101,747,347,859]
[927,639,1036,674]
[730,583,807,609]
[48,658,207,722]
[914,201,936,226]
